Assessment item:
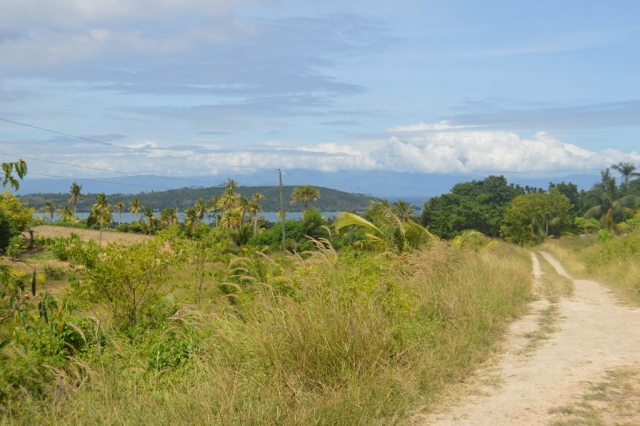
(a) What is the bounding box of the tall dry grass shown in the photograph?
[13,241,532,425]
[541,232,640,305]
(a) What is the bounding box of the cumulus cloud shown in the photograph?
[9,122,638,180]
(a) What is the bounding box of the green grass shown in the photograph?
[2,241,534,425]
[541,231,640,306]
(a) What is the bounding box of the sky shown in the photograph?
[1,0,639,191]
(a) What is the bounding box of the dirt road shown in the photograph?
[417,251,640,425]
[31,225,151,246]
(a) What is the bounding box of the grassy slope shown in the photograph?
[4,240,533,425]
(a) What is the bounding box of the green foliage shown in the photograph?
[422,175,524,239]
[250,209,329,251]
[20,185,373,213]
[501,189,572,245]
[574,217,601,234]
[0,191,34,252]
[82,240,176,329]
[1,160,27,192]
[335,202,434,254]
[597,229,612,243]
[38,233,102,267]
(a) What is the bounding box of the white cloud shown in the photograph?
[8,122,640,180]
[0,0,262,29]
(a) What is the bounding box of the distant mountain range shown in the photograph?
[14,170,602,203]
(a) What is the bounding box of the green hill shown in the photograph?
[20,186,375,213]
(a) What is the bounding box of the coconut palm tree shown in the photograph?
[611,162,639,186]
[194,198,206,221]
[184,207,200,233]
[249,192,265,234]
[392,199,418,222]
[334,202,436,254]
[41,202,57,223]
[584,170,639,229]
[290,184,320,212]
[92,193,111,245]
[59,204,74,223]
[160,207,179,227]
[142,206,157,234]
[114,201,125,226]
[223,178,239,194]
[68,182,86,226]
[129,197,141,221]
[206,195,219,225]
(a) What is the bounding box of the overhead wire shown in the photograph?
[0,116,268,171]
[0,117,294,196]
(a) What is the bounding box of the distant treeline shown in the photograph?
[19,185,375,212]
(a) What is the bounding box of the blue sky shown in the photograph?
[1,0,639,187]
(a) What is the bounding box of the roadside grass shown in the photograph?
[549,365,640,426]
[541,232,640,306]
[4,240,534,425]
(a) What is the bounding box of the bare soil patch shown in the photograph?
[415,251,640,425]
[30,225,152,246]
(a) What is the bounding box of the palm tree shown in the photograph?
[392,199,418,222]
[334,202,436,254]
[206,195,219,225]
[290,184,320,212]
[41,202,57,223]
[160,207,178,227]
[129,197,142,221]
[59,204,74,223]
[238,195,250,227]
[194,198,206,221]
[114,201,125,226]
[223,178,239,194]
[611,162,639,186]
[584,170,639,229]
[92,193,111,245]
[68,182,86,226]
[249,192,265,234]
[142,206,157,234]
[217,191,240,228]
[184,207,200,233]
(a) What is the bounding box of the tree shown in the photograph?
[114,201,125,226]
[291,184,320,212]
[40,201,57,223]
[160,207,179,227]
[584,171,639,230]
[422,175,524,239]
[194,198,206,221]
[143,206,157,234]
[129,197,142,221]
[206,195,219,225]
[223,178,239,193]
[501,189,572,245]
[184,207,201,233]
[59,204,75,223]
[84,240,175,328]
[611,162,639,186]
[92,193,111,245]
[335,201,435,254]
[249,192,265,234]
[68,182,86,225]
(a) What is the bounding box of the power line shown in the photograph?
[0,116,265,171]
[0,151,221,187]
[27,172,168,190]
